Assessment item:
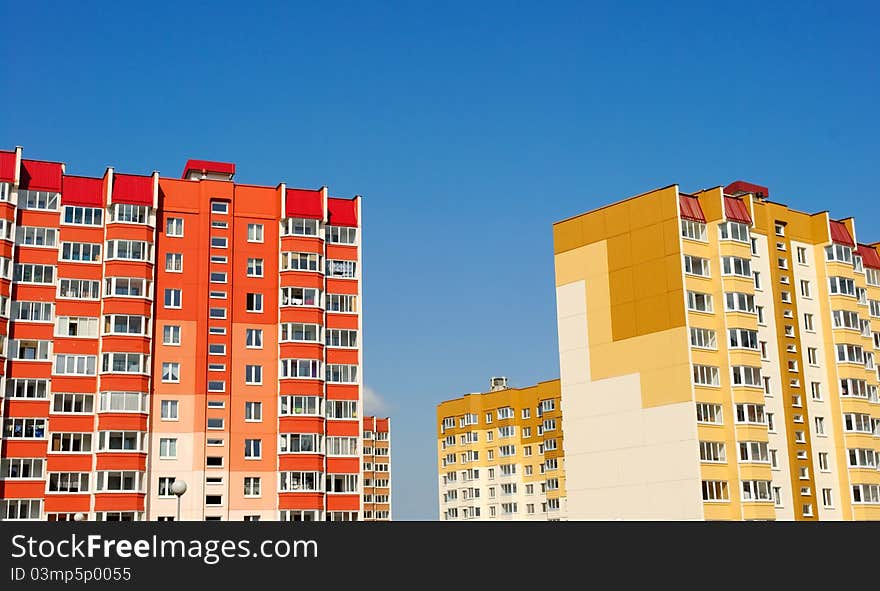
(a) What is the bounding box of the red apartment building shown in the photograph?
[0,146,367,521]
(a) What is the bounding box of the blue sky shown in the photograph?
[2,1,878,519]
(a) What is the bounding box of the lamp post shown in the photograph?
[73,512,85,522]
[170,479,187,522]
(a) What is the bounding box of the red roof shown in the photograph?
[62,176,104,207]
[20,159,63,191]
[724,196,752,225]
[0,151,15,183]
[328,197,358,227]
[857,244,880,270]
[725,180,769,199]
[829,220,854,246]
[679,194,705,222]
[286,188,323,220]
[112,174,153,206]
[181,159,235,179]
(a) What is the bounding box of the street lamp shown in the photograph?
[171,479,187,522]
[73,512,86,522]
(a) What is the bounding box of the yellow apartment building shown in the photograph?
[554,180,880,520]
[436,378,565,520]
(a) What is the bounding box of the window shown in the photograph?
[61,242,102,263]
[14,263,55,284]
[164,288,182,308]
[55,316,99,338]
[731,366,762,387]
[19,189,59,211]
[280,358,322,379]
[160,400,178,420]
[163,325,181,345]
[161,362,180,383]
[16,226,58,247]
[280,323,321,343]
[798,279,811,298]
[3,418,48,439]
[778,257,788,270]
[738,441,769,463]
[753,271,761,289]
[870,300,880,319]
[110,204,150,225]
[326,436,358,456]
[165,217,184,236]
[725,292,755,314]
[718,221,750,243]
[279,433,322,454]
[103,314,148,336]
[699,441,726,463]
[246,293,263,312]
[327,293,357,313]
[211,201,229,214]
[247,258,264,277]
[13,301,54,322]
[63,206,103,226]
[1,499,43,520]
[741,480,772,502]
[803,313,814,331]
[701,480,729,501]
[246,223,264,242]
[98,431,145,452]
[681,219,707,241]
[1,458,45,479]
[326,364,358,383]
[780,290,792,303]
[59,278,101,300]
[774,223,785,237]
[756,306,765,324]
[325,400,357,419]
[281,287,321,307]
[728,328,758,350]
[327,226,357,244]
[101,352,149,374]
[246,328,263,348]
[810,381,823,400]
[281,218,320,237]
[836,344,864,364]
[208,343,226,356]
[326,259,357,278]
[244,477,261,497]
[51,393,93,413]
[796,246,807,264]
[8,379,49,400]
[326,329,358,349]
[721,256,751,278]
[684,255,710,277]
[828,276,856,296]
[165,253,183,272]
[852,484,880,504]
[825,243,853,263]
[735,403,765,425]
[98,391,147,413]
[804,347,818,365]
[209,307,226,319]
[210,272,227,283]
[695,403,722,424]
[686,291,713,313]
[54,354,97,376]
[207,381,225,392]
[105,277,151,299]
[106,240,152,262]
[281,252,322,272]
[50,432,91,452]
[159,438,177,459]
[693,365,720,386]
[244,439,262,459]
[211,236,227,248]
[245,365,263,385]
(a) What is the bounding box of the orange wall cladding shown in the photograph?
[0,148,367,522]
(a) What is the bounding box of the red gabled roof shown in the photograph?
[0,151,15,183]
[112,174,153,206]
[724,196,752,225]
[857,244,880,270]
[679,194,705,223]
[20,159,63,191]
[328,197,358,227]
[62,175,104,207]
[829,220,854,246]
[181,159,235,179]
[286,188,323,220]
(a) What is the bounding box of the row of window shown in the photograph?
[440,400,557,432]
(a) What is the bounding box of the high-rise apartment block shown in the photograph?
[0,146,369,521]
[554,181,880,520]
[362,415,391,520]
[437,378,565,520]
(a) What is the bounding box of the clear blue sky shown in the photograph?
[2,1,878,519]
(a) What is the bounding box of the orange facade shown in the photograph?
[0,148,367,522]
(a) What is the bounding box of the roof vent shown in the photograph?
[489,377,508,392]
